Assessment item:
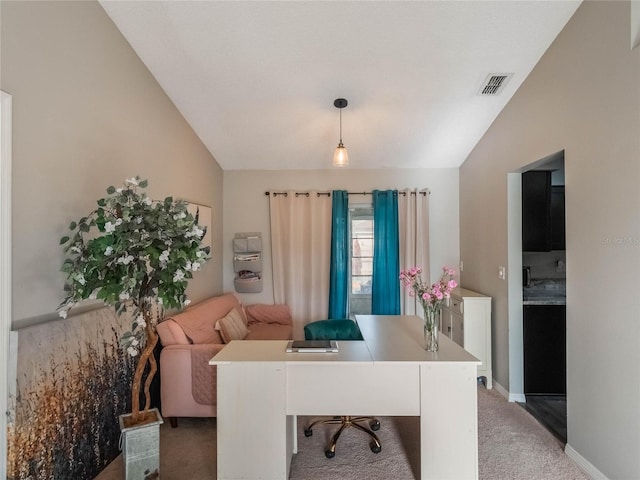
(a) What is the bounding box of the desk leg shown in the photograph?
[420,363,478,480]
[217,362,289,479]
[292,415,298,454]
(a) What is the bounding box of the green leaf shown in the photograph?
[139,179,148,188]
[60,236,70,245]
[97,198,106,207]
[106,186,116,194]
[69,221,77,230]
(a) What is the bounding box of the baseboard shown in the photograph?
[492,379,526,403]
[509,392,526,403]
[493,380,509,399]
[565,443,608,480]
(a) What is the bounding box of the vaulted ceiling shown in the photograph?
[100,1,581,170]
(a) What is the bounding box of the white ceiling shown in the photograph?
[100,1,581,170]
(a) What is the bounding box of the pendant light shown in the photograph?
[333,98,349,167]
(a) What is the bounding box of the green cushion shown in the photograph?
[304,319,363,341]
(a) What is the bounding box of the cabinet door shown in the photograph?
[451,311,464,346]
[551,186,565,250]
[439,308,452,339]
[522,170,552,252]
[523,305,566,394]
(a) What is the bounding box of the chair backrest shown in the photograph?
[304,319,363,341]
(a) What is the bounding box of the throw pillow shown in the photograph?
[218,308,250,343]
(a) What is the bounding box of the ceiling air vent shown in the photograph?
[478,73,513,96]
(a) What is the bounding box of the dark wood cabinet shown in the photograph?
[523,305,566,395]
[550,186,565,250]
[522,171,551,251]
[522,171,565,252]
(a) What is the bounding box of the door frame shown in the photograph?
[507,172,525,401]
[1,90,13,479]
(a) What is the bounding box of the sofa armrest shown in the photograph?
[160,343,225,361]
[157,319,191,346]
[160,343,226,416]
[245,304,292,326]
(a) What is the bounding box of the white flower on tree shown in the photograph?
[173,270,185,282]
[117,255,134,265]
[186,225,204,239]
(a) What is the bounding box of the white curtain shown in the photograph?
[269,191,332,339]
[398,189,430,316]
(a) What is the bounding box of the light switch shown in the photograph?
[498,266,506,280]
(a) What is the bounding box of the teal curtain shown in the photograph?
[328,190,349,319]
[372,190,400,315]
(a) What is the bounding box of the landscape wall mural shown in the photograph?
[7,307,135,480]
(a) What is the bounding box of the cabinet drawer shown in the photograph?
[448,297,463,315]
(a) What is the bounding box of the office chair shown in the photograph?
[302,319,382,459]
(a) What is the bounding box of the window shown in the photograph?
[349,206,373,316]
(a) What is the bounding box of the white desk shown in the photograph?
[210,315,480,480]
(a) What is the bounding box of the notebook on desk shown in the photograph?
[285,340,339,353]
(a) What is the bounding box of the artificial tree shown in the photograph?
[58,177,209,425]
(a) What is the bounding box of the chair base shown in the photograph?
[304,416,382,458]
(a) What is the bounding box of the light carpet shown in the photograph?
[95,386,589,479]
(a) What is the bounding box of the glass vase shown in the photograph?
[423,306,440,352]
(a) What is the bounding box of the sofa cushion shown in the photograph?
[166,293,245,345]
[246,323,293,340]
[218,308,249,343]
[245,304,292,325]
[172,310,222,344]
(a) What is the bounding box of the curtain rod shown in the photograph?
[264,190,430,197]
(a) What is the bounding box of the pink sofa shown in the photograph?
[156,292,292,426]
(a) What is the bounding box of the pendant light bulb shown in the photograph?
[333,142,349,167]
[333,98,349,167]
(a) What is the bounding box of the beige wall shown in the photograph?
[460,2,640,478]
[1,1,224,324]
[223,168,459,306]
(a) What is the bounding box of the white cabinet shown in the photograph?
[440,287,492,388]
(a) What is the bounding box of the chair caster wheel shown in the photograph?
[370,443,382,454]
[370,420,381,431]
[325,449,336,459]
[303,428,313,437]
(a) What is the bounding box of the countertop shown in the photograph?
[523,279,566,306]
